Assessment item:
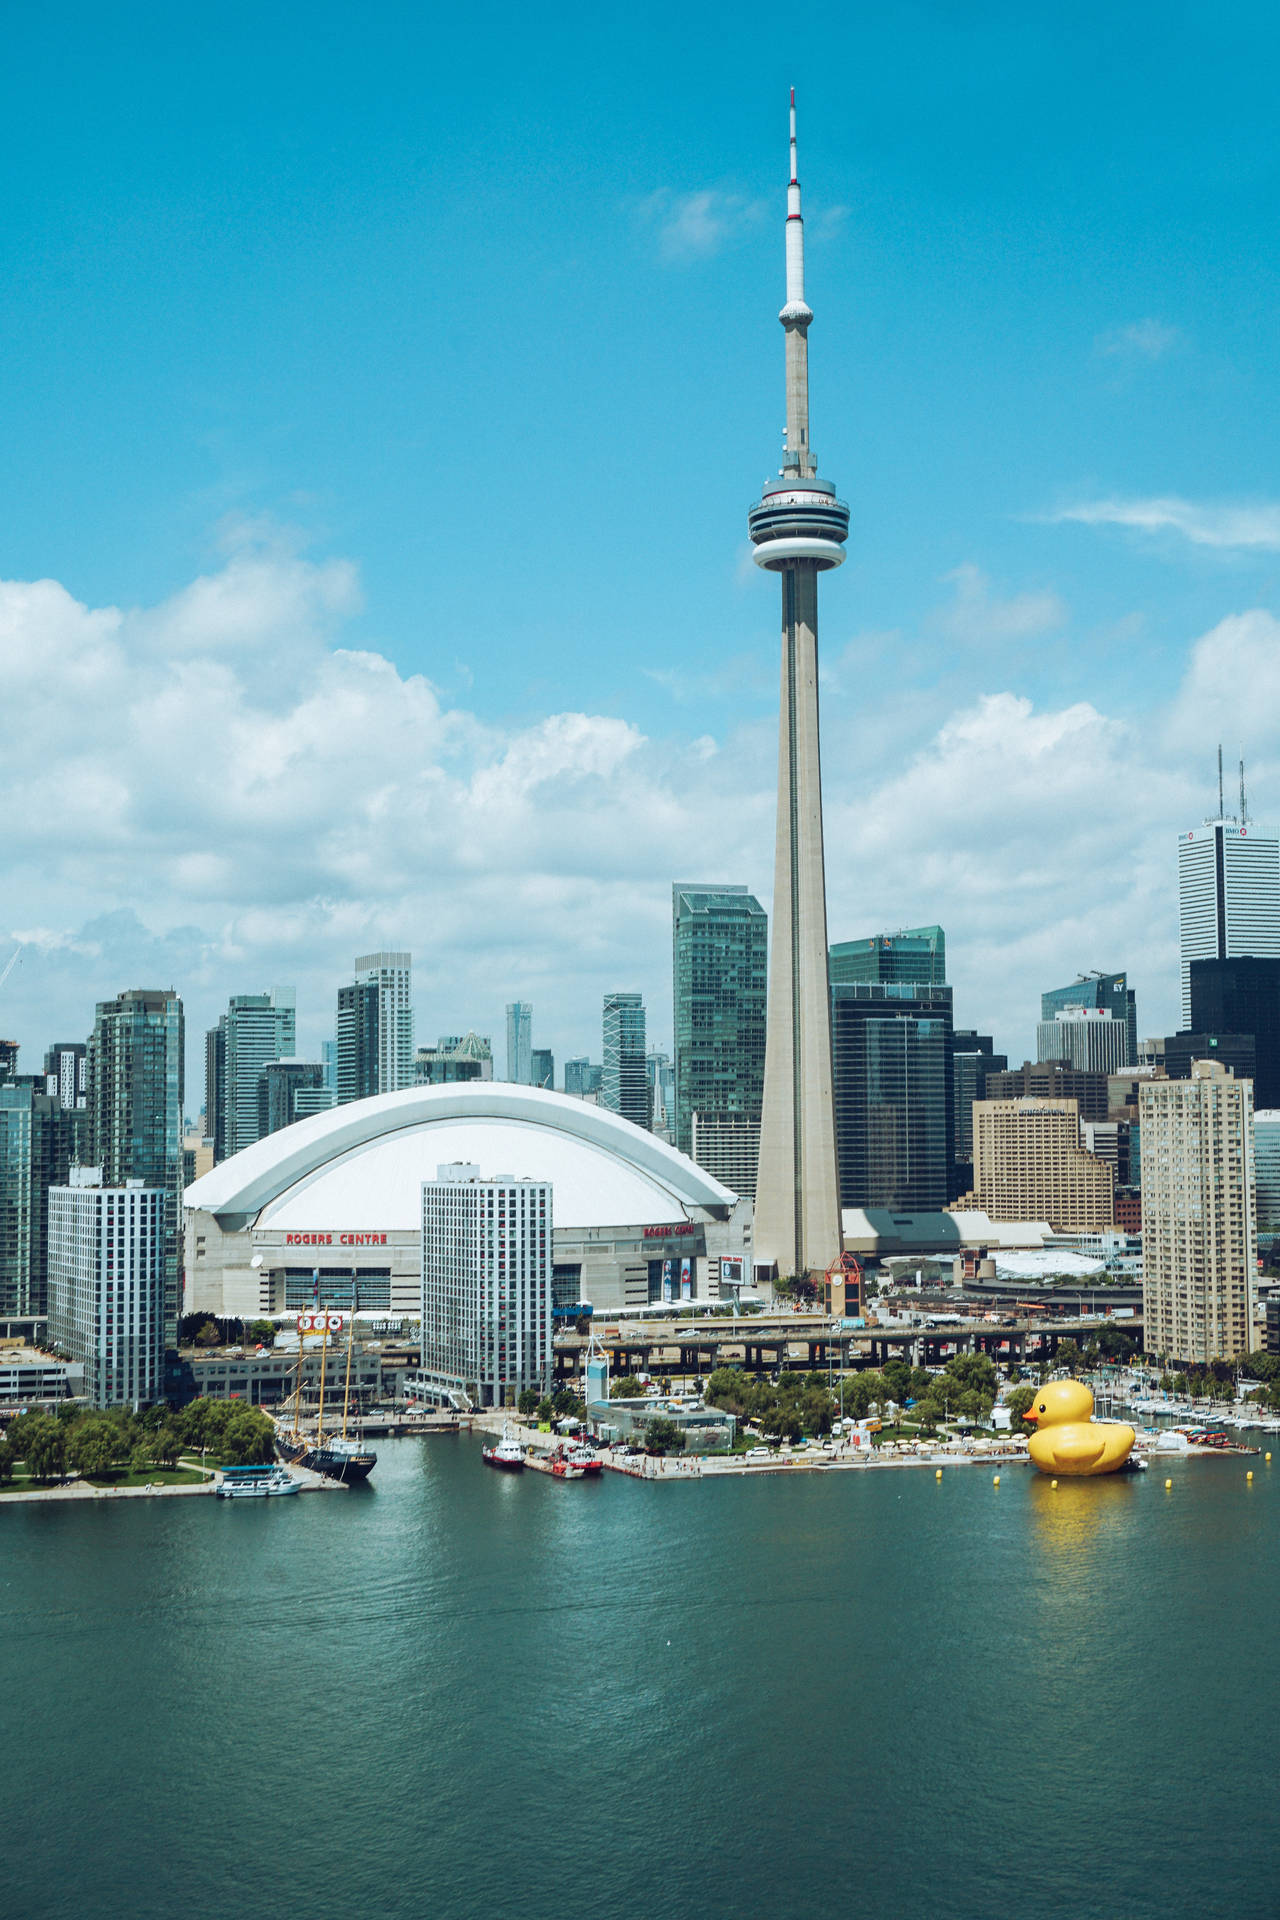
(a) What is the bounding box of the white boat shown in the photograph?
[216,1466,300,1498]
[482,1428,525,1471]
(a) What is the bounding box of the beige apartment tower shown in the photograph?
[965,1097,1114,1231]
[1140,1059,1256,1363]
[748,95,849,1280]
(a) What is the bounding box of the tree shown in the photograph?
[1056,1340,1084,1375]
[642,1416,685,1455]
[610,1376,644,1400]
[248,1320,276,1347]
[552,1389,585,1418]
[195,1319,221,1348]
[704,1367,754,1417]
[535,1396,555,1423]
[516,1389,540,1417]
[0,1436,15,1483]
[222,1407,276,1465]
[151,1425,181,1468]
[130,1443,153,1476]
[68,1418,124,1479]
[22,1415,66,1482]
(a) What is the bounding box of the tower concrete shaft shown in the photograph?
[747,92,848,1279]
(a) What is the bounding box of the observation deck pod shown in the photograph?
[748,476,849,571]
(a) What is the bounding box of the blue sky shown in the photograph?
[3,1,1280,1096]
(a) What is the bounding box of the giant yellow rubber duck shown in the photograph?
[1023,1380,1135,1476]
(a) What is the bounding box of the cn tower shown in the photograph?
[748,92,847,1281]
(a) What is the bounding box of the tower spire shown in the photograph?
[747,96,849,1282]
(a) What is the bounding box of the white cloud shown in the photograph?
[1095,318,1181,360]
[1045,496,1280,551]
[635,188,767,261]
[934,563,1066,645]
[2,542,1277,1084]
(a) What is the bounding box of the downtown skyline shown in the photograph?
[3,4,1280,1087]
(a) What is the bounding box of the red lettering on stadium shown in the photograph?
[283,1232,388,1247]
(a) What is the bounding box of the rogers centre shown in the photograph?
[183,1082,751,1322]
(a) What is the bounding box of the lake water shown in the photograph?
[4,1436,1278,1920]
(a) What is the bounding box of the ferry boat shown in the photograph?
[482,1429,525,1470]
[564,1443,603,1475]
[216,1465,300,1499]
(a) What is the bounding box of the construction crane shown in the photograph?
[0,944,21,993]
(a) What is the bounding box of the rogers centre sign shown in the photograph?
[283,1232,389,1248]
[643,1223,695,1240]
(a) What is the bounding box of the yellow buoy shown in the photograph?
[935,1467,943,1480]
[1247,1470,1254,1481]
[1267,1453,1272,1462]
[1165,1478,1172,1489]
[993,1475,1001,1486]
[1051,1478,1058,1488]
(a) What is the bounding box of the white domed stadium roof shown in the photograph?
[184,1083,735,1232]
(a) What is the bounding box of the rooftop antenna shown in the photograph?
[1240,751,1249,827]
[1218,744,1225,820]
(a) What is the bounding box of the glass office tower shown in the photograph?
[830,982,954,1211]
[1041,971,1137,1067]
[601,993,649,1131]
[829,925,946,989]
[672,884,768,1194]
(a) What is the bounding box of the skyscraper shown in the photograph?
[49,1168,165,1409]
[506,1002,533,1085]
[1178,756,1280,1026]
[258,1059,333,1136]
[222,990,296,1158]
[672,884,768,1193]
[0,1078,84,1316]
[749,94,848,1279]
[87,988,184,1344]
[1035,1008,1131,1075]
[967,1098,1114,1231]
[1141,1060,1256,1362]
[1041,971,1137,1066]
[530,1047,554,1091]
[601,993,648,1131]
[829,926,946,988]
[1189,954,1280,1109]
[830,983,954,1212]
[354,952,414,1091]
[950,1030,1007,1190]
[43,1043,87,1111]
[420,1163,552,1409]
[336,980,380,1103]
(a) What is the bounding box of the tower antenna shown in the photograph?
[1241,751,1248,827]
[1218,744,1224,820]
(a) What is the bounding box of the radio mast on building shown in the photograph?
[748,93,848,1279]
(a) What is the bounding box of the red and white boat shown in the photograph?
[482,1428,525,1471]
[565,1443,603,1475]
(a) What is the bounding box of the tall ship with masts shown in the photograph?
[275,1303,378,1483]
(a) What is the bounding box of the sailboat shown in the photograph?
[275,1296,378,1483]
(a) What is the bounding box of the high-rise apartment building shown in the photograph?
[964,1098,1114,1230]
[1042,972,1137,1067]
[750,96,847,1280]
[0,1040,18,1085]
[672,884,767,1192]
[354,952,414,1092]
[505,1003,533,1085]
[601,993,648,1131]
[831,982,954,1212]
[258,1059,333,1136]
[87,988,183,1344]
[43,1043,87,1111]
[204,1020,227,1160]
[1189,954,1280,1109]
[223,990,296,1158]
[829,925,946,989]
[1141,1059,1255,1362]
[647,1051,676,1143]
[420,1163,552,1409]
[0,1080,85,1316]
[336,980,380,1104]
[48,1169,165,1408]
[1036,1008,1131,1075]
[1178,765,1280,1026]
